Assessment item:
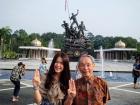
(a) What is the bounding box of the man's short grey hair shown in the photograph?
[78,54,95,65]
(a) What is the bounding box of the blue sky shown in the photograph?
[0,0,140,41]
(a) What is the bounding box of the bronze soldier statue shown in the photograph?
[78,21,87,36]
[70,10,79,28]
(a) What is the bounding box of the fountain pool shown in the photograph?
[0,69,134,82]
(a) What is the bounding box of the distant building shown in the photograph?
[19,38,61,59]
[94,40,137,60]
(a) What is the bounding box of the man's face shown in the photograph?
[78,56,95,78]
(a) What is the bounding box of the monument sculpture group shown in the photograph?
[62,10,93,61]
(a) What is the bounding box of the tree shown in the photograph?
[12,29,29,53]
[103,37,114,48]
[94,35,104,49]
[124,37,137,48]
[0,26,12,57]
[53,34,64,48]
[87,32,94,49]
[29,33,41,45]
[41,32,58,47]
[0,26,12,46]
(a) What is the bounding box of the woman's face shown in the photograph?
[78,56,94,78]
[54,57,64,73]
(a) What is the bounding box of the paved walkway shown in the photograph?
[0,79,140,105]
[1,59,138,105]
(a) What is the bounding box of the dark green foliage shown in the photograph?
[0,27,139,59]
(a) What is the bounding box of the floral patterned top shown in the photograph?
[10,65,25,81]
[73,76,111,105]
[39,79,65,105]
[39,63,48,75]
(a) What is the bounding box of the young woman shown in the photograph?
[39,57,48,80]
[64,54,110,105]
[10,62,26,102]
[32,52,71,105]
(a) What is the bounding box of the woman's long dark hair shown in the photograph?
[44,52,70,95]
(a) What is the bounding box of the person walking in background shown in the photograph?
[39,57,48,80]
[32,52,71,105]
[64,54,111,105]
[132,58,140,89]
[10,62,26,102]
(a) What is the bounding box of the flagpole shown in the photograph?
[67,0,70,18]
[65,0,71,23]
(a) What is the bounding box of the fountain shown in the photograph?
[47,39,55,60]
[100,46,105,78]
[109,71,113,77]
[75,70,82,79]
